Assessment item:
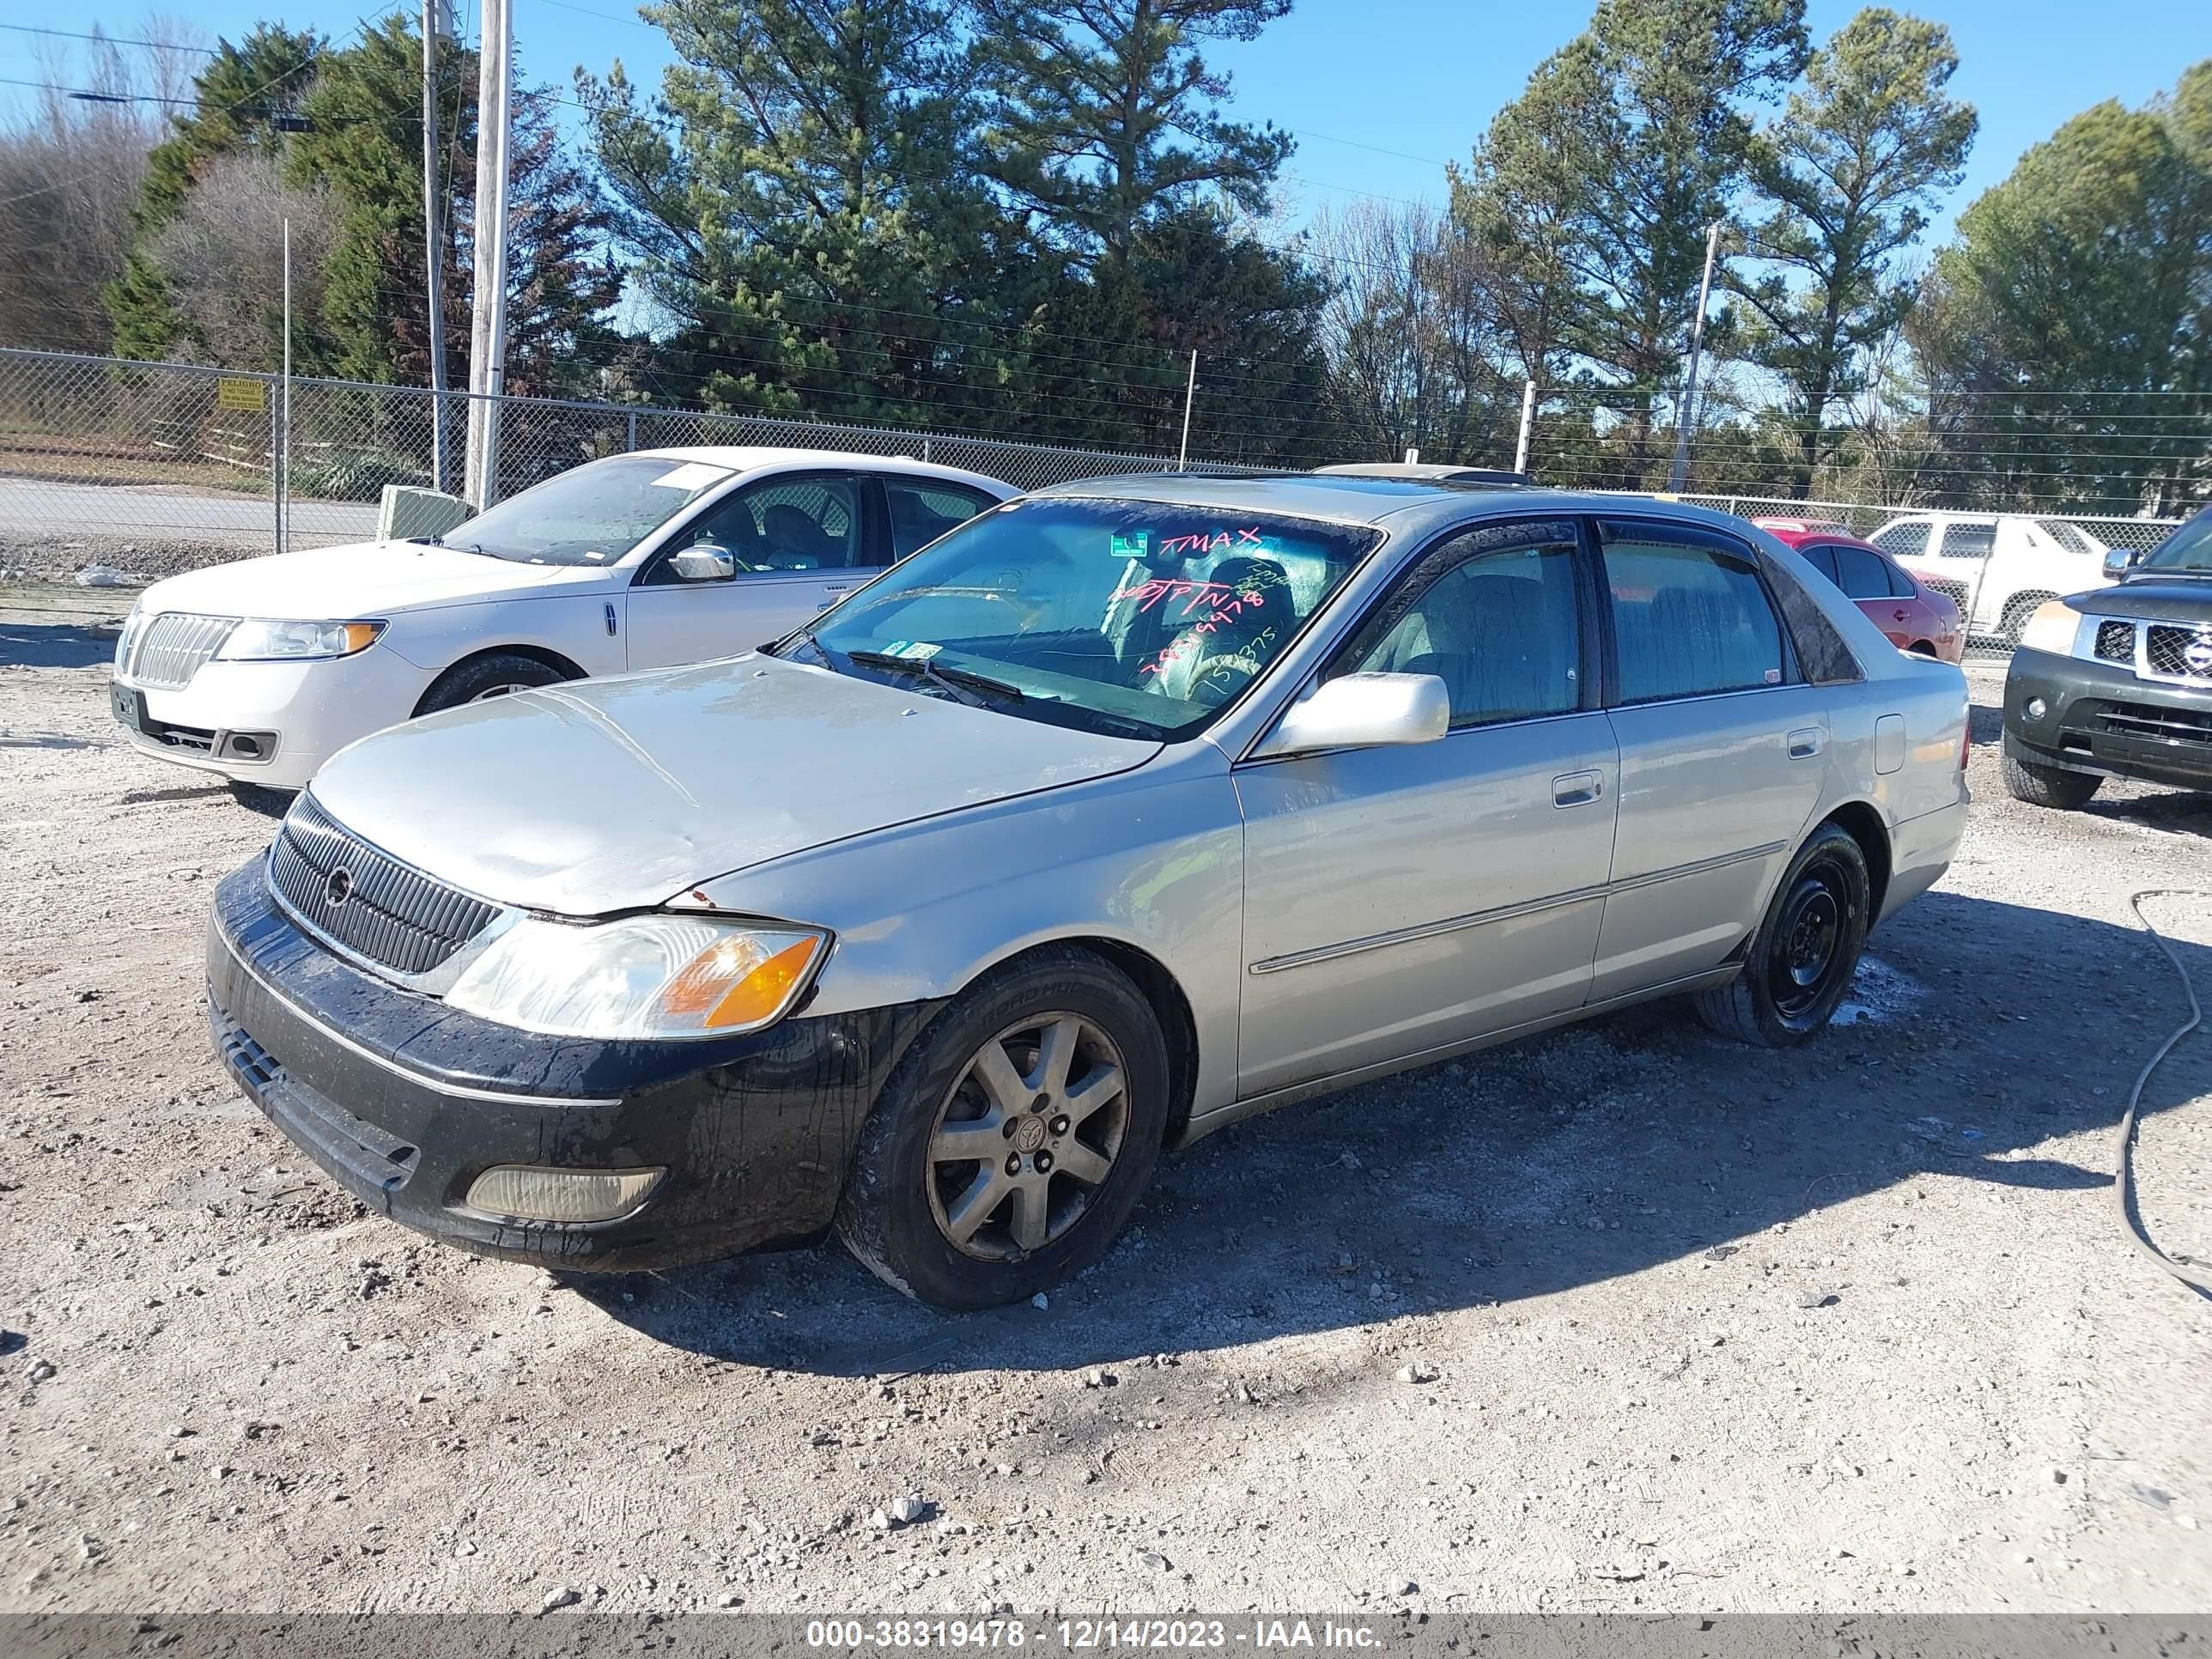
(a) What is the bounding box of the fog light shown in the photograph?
[2025,697,2048,721]
[463,1165,664,1224]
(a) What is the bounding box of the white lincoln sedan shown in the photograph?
[108,447,1014,790]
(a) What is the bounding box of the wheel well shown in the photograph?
[1000,936,1200,1145]
[411,643,587,715]
[1906,640,1938,657]
[1821,800,1892,925]
[2002,590,2058,623]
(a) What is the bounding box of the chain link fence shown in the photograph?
[0,348,1254,568]
[1,347,2191,672]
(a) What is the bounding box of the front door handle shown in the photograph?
[1552,770,1603,808]
[1787,726,1824,760]
[822,582,856,595]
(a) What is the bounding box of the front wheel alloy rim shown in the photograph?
[1769,859,1853,1018]
[927,1013,1129,1262]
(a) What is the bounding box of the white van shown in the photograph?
[1865,513,2112,643]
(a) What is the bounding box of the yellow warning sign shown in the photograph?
[216,378,266,411]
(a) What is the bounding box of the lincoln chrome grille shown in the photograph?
[2094,620,2136,665]
[2145,623,2212,682]
[269,794,499,976]
[125,612,238,690]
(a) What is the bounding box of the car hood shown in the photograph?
[306,653,1164,914]
[2076,578,2212,621]
[137,541,613,618]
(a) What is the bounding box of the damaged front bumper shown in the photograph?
[204,859,939,1271]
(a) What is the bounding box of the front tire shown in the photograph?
[2002,750,2101,810]
[836,947,1170,1310]
[1693,823,1870,1048]
[414,651,569,716]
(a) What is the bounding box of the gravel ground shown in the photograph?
[3,595,2209,1617]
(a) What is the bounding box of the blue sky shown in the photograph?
[8,0,2209,251]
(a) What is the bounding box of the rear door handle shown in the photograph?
[1787,726,1824,760]
[1552,770,1602,808]
[822,582,857,594]
[1893,609,1909,622]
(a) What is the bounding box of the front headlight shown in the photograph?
[2018,600,2083,656]
[443,914,828,1041]
[216,619,386,661]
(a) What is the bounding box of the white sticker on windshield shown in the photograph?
[882,640,941,660]
[649,461,732,491]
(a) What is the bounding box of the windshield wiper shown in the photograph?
[844,648,1025,708]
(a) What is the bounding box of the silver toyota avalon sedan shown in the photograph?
[204,475,1971,1309]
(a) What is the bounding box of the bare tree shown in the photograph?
[148,151,337,370]
[0,19,209,353]
[1312,198,1514,465]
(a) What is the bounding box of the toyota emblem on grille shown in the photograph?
[325,867,355,907]
[2186,632,2212,678]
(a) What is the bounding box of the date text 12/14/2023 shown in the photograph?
[805,1620,1384,1650]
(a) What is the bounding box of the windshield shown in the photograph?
[793,497,1382,740]
[439,454,737,565]
[2142,507,2212,574]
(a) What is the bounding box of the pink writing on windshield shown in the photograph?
[1153,526,1266,556]
[1110,578,1268,618]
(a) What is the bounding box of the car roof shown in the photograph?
[1759,524,1890,556]
[1025,471,1769,538]
[1311,461,1528,485]
[628,446,1015,495]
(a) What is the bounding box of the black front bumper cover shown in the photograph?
[206,858,941,1271]
[2002,647,2212,791]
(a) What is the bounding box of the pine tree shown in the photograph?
[968,0,1293,267]
[1734,8,1976,494]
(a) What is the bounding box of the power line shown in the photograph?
[0,22,218,56]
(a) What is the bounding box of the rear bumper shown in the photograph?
[205,858,939,1271]
[2003,647,2212,790]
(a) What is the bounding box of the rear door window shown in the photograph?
[1870,520,1931,557]
[1937,522,1996,561]
[1829,544,1893,600]
[885,481,1000,558]
[1600,526,1789,703]
[1796,542,1841,586]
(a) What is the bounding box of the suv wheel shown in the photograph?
[837,948,1170,1310]
[2001,750,2101,810]
[1693,823,1870,1048]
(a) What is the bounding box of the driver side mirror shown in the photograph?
[1251,672,1450,760]
[669,542,737,582]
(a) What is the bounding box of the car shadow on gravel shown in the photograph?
[0,620,117,670]
[574,888,2212,1376]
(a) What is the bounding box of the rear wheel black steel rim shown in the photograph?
[1768,859,1851,1018]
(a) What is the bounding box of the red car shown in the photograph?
[1753,520,1964,663]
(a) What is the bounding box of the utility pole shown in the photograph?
[1668,221,1723,494]
[421,0,451,495]
[1176,350,1198,472]
[279,216,292,554]
[463,0,512,508]
[1513,378,1537,477]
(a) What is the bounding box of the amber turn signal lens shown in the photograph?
[704,935,823,1029]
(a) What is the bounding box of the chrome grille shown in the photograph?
[2094,620,2136,665]
[125,612,237,689]
[2145,623,2212,681]
[270,794,499,977]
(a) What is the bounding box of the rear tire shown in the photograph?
[836,947,1170,1310]
[2001,750,2100,810]
[1693,823,1870,1048]
[413,651,569,715]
